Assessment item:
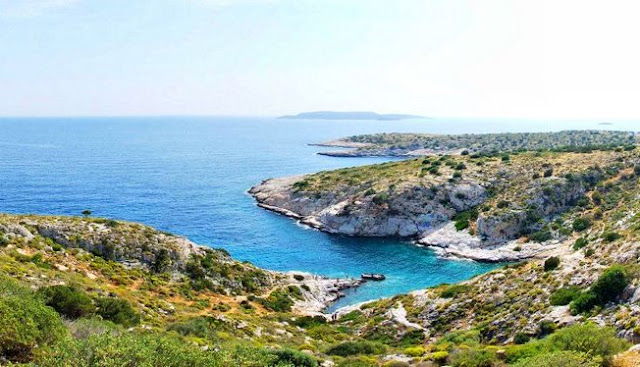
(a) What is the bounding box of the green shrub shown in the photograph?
[0,279,67,362]
[336,357,378,367]
[602,232,621,242]
[293,274,305,281]
[152,248,172,273]
[513,332,531,344]
[572,218,591,232]
[403,346,425,357]
[573,237,589,250]
[0,235,9,247]
[36,331,224,366]
[511,351,601,367]
[570,292,598,314]
[550,286,581,306]
[544,256,560,271]
[547,323,629,364]
[326,341,387,356]
[428,350,450,363]
[95,297,140,327]
[453,208,479,232]
[591,265,628,304]
[537,320,557,337]
[530,230,552,243]
[271,349,317,367]
[497,200,509,209]
[440,284,470,298]
[291,315,327,328]
[38,285,96,319]
[450,348,496,367]
[256,288,295,312]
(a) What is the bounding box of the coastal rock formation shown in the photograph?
[251,149,638,261]
[0,214,357,312]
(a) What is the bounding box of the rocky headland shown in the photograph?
[251,148,640,263]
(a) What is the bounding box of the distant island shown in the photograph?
[278,111,425,121]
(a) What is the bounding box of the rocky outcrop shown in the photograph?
[286,272,362,315]
[250,177,485,238]
[0,214,364,313]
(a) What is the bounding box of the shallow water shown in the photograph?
[0,116,636,308]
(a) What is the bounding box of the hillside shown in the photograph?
[251,148,640,261]
[315,130,639,157]
[1,212,640,365]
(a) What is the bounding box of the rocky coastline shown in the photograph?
[0,213,361,316]
[248,174,566,263]
[249,179,553,263]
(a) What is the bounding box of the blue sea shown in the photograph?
[1,116,637,310]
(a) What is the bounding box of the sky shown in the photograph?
[1,0,639,119]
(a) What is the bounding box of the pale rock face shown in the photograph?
[250,177,487,239]
[249,173,592,262]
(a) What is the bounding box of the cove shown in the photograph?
[1,116,633,308]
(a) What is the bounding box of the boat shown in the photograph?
[361,273,386,281]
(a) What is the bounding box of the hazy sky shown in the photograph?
[1,0,639,118]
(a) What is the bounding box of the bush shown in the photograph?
[404,346,425,357]
[0,279,67,362]
[591,265,628,304]
[293,274,305,281]
[572,218,591,232]
[326,341,387,356]
[450,348,496,367]
[95,297,140,327]
[453,208,479,232]
[38,285,96,319]
[497,200,509,209]
[36,331,224,366]
[440,284,470,298]
[511,351,601,367]
[544,168,554,177]
[573,237,589,250]
[550,286,581,306]
[271,349,317,367]
[428,351,449,363]
[537,320,557,337]
[530,230,552,243]
[513,332,531,345]
[256,289,295,312]
[602,232,622,242]
[336,357,378,367]
[547,323,629,364]
[570,292,598,314]
[544,256,560,271]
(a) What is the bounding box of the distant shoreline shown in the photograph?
[279,111,426,121]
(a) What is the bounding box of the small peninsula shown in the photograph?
[279,111,425,121]
[314,130,640,157]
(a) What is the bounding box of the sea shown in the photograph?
[1,116,637,310]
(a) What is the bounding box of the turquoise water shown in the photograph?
[0,117,636,309]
